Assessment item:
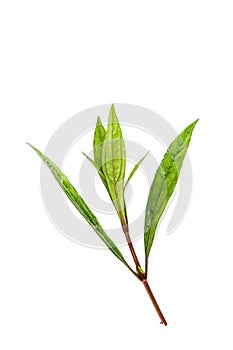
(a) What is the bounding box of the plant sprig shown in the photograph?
[27,104,198,326]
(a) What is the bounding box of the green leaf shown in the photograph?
[82,151,98,170]
[27,143,128,265]
[82,151,109,192]
[144,120,198,268]
[102,104,127,224]
[93,116,106,170]
[124,151,149,190]
[82,117,110,197]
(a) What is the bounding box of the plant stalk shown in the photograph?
[142,279,167,326]
[122,222,167,325]
[121,223,145,279]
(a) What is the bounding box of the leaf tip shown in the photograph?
[184,118,199,136]
[26,142,39,153]
[191,118,199,129]
[110,103,115,111]
[108,103,120,126]
[96,115,102,126]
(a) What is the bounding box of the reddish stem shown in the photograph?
[142,279,167,326]
[122,223,167,325]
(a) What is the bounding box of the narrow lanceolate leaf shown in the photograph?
[144,120,198,267]
[93,116,106,170]
[82,152,108,189]
[27,143,127,265]
[124,151,149,190]
[102,104,127,224]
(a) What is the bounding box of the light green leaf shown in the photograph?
[144,120,198,268]
[27,143,128,265]
[82,151,98,170]
[82,117,110,196]
[93,116,106,170]
[102,104,127,224]
[82,151,109,192]
[124,151,149,190]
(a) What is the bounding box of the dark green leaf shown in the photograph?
[124,151,149,190]
[144,120,198,267]
[102,104,127,224]
[27,143,128,265]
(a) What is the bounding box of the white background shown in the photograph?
[1,1,233,349]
